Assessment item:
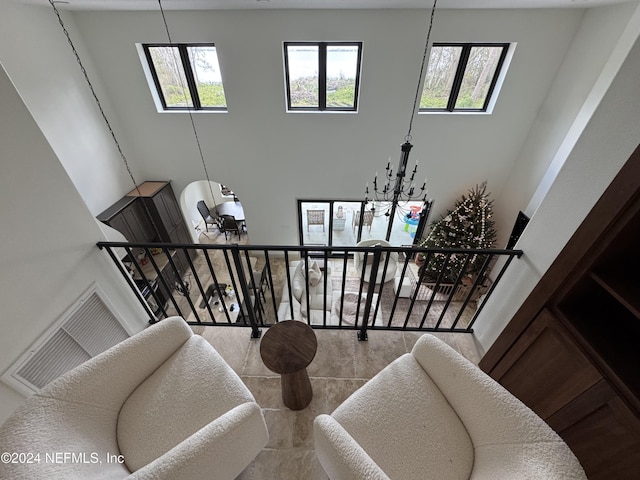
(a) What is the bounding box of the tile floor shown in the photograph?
[190,219,482,478]
[191,324,481,480]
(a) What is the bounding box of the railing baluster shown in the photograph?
[451,253,494,331]
[467,253,520,331]
[185,247,215,322]
[230,245,261,339]
[96,240,522,338]
[163,247,200,323]
[359,245,382,341]
[434,253,472,330]
[202,247,231,324]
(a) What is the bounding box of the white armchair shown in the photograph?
[353,239,398,284]
[314,334,586,480]
[0,316,268,480]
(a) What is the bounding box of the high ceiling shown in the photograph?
[31,0,633,11]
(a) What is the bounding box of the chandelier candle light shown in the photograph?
[365,141,428,204]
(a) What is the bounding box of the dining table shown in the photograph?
[216,201,245,222]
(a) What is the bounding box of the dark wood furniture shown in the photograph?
[260,320,318,410]
[126,181,192,246]
[480,144,640,480]
[96,195,155,244]
[97,181,193,306]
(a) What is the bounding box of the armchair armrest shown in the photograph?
[129,402,268,480]
[313,414,389,480]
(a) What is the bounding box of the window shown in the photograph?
[142,43,227,111]
[420,43,509,112]
[284,42,362,112]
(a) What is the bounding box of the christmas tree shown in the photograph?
[418,182,496,283]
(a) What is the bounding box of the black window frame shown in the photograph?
[142,43,227,112]
[284,41,363,112]
[421,42,510,113]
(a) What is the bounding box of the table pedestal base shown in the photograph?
[281,369,313,410]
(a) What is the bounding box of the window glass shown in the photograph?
[421,45,462,109]
[148,46,193,108]
[420,43,509,112]
[326,45,359,108]
[287,44,319,108]
[285,42,361,112]
[454,46,503,110]
[187,45,227,108]
[143,43,227,111]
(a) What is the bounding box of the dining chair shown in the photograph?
[197,200,220,233]
[220,214,242,240]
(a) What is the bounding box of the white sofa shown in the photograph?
[314,334,587,480]
[0,317,269,480]
[277,260,333,324]
[277,260,382,326]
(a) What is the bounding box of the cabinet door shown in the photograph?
[122,201,155,243]
[547,379,640,480]
[490,309,602,419]
[107,214,136,243]
[154,184,183,231]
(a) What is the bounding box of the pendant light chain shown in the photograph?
[406,0,438,142]
[48,0,142,197]
[157,0,218,207]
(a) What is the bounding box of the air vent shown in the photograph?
[2,284,131,396]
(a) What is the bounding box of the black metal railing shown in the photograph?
[97,241,522,340]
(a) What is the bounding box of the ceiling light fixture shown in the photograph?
[365,0,438,241]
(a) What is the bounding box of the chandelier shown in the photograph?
[365,139,427,205]
[365,0,438,238]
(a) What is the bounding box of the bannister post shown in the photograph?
[359,245,383,341]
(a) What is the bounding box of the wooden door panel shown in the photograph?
[548,379,640,480]
[492,309,602,419]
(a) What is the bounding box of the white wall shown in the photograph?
[0,1,140,215]
[180,180,225,241]
[0,64,148,423]
[494,1,640,241]
[474,3,640,353]
[69,8,583,246]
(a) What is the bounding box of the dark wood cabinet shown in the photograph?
[480,144,640,479]
[98,181,190,248]
[96,196,155,243]
[98,181,194,311]
[129,181,185,243]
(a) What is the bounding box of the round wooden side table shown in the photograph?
[260,320,318,410]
